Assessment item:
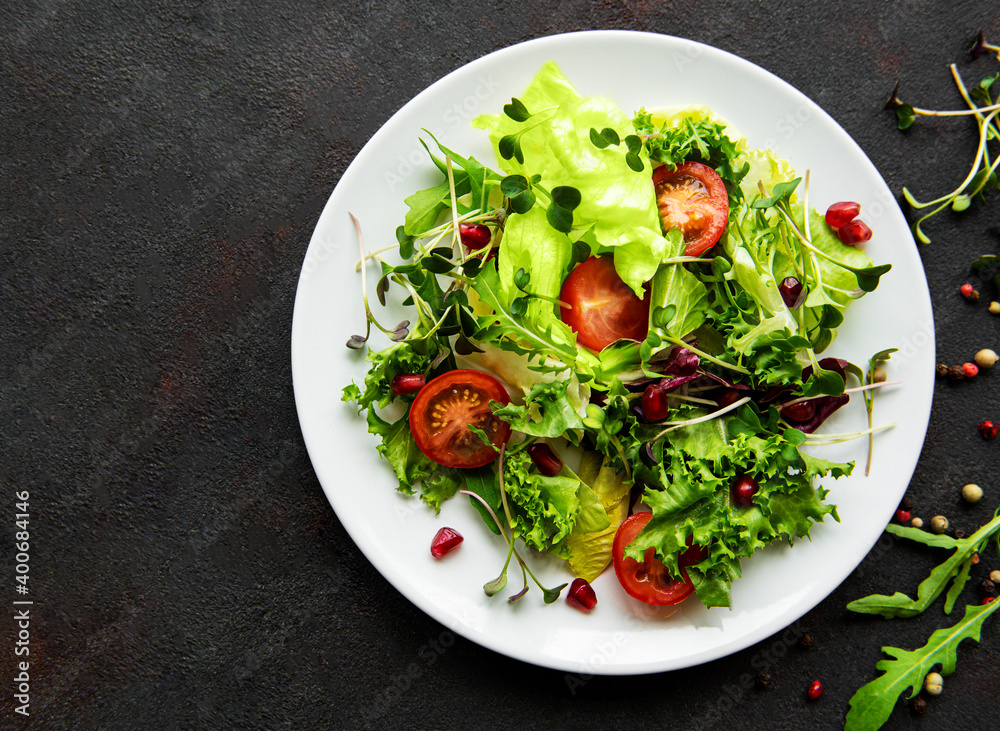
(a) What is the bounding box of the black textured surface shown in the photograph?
[2,2,1000,729]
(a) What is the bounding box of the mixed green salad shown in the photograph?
[343,62,894,609]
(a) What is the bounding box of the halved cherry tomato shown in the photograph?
[612,512,701,606]
[652,161,729,256]
[408,369,511,469]
[558,256,650,352]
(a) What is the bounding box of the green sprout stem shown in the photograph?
[662,335,751,375]
[652,396,752,442]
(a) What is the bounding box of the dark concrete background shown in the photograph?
[2,1,999,729]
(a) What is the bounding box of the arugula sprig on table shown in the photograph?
[845,509,1000,730]
[845,599,1000,731]
[848,511,1000,618]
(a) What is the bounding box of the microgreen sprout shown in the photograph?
[887,61,1000,243]
[971,29,1000,61]
[458,448,567,604]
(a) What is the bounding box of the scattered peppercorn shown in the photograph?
[971,553,979,565]
[900,497,914,511]
[912,697,928,715]
[975,348,999,368]
[800,632,815,648]
[756,672,772,689]
[936,363,949,377]
[953,529,967,540]
[979,578,996,595]
[924,671,944,695]
[978,420,1000,439]
[807,680,823,700]
[990,301,1000,315]
[894,508,911,523]
[911,517,924,529]
[960,283,975,298]
[990,570,1000,584]
[962,362,979,378]
[962,483,983,503]
[930,515,949,534]
[947,365,965,380]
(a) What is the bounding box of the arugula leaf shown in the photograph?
[847,512,1000,618]
[845,600,1000,731]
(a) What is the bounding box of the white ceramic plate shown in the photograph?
[291,30,934,675]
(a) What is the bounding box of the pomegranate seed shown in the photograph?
[391,373,426,395]
[779,276,806,309]
[566,578,598,612]
[825,201,860,229]
[960,283,975,298]
[807,680,823,700]
[430,527,463,558]
[459,223,492,250]
[642,383,670,421]
[527,442,563,477]
[781,399,816,422]
[837,219,873,245]
[894,509,911,523]
[978,420,999,439]
[715,388,742,408]
[731,475,759,507]
[962,362,979,378]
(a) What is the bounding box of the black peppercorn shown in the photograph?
[936,364,949,377]
[953,529,967,540]
[980,578,996,596]
[756,672,772,689]
[912,697,928,715]
[900,497,913,511]
[948,365,965,380]
[799,633,815,648]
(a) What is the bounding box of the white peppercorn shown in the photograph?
[962,483,983,503]
[924,671,943,696]
[930,515,949,534]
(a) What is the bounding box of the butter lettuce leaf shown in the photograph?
[473,60,671,297]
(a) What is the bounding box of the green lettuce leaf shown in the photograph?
[473,60,671,297]
[626,406,844,607]
[502,448,610,557]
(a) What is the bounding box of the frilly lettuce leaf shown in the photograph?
[503,448,610,558]
[627,406,846,607]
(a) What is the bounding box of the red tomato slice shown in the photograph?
[612,512,698,606]
[652,161,729,256]
[408,369,511,469]
[558,256,650,352]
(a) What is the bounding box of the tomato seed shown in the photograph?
[825,201,860,229]
[566,578,598,612]
[430,527,464,558]
[837,219,873,245]
[391,373,426,395]
[527,442,563,477]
